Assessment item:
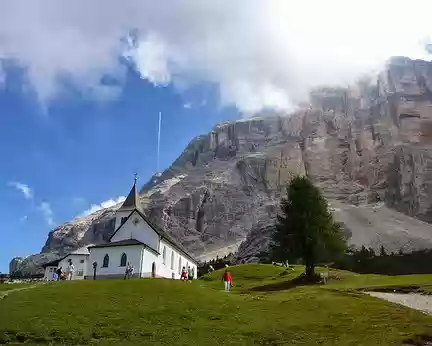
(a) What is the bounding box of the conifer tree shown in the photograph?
[270,175,347,279]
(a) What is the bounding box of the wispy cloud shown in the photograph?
[183,102,192,109]
[80,196,126,217]
[8,181,56,226]
[8,181,33,200]
[39,202,55,226]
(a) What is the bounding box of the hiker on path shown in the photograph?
[222,270,234,292]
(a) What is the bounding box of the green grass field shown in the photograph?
[1,265,432,345]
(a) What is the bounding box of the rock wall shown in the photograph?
[12,57,432,274]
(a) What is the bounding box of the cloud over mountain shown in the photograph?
[0,0,431,112]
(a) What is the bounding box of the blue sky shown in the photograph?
[0,65,240,273]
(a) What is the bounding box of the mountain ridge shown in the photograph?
[11,56,432,274]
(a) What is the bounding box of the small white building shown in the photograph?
[58,246,90,280]
[85,180,198,280]
[42,259,61,281]
[42,246,91,281]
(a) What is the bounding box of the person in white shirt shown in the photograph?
[66,260,74,281]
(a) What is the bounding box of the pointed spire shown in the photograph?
[118,174,142,212]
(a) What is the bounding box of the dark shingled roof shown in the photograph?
[42,259,61,268]
[118,182,142,212]
[88,239,159,255]
[88,239,143,248]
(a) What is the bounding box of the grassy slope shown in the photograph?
[0,265,431,345]
[0,284,31,292]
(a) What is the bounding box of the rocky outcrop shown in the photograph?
[11,57,432,274]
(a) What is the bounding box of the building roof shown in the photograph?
[42,259,61,268]
[88,239,159,255]
[118,182,143,213]
[68,245,91,256]
[89,239,143,248]
[109,207,197,264]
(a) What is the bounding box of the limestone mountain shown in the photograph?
[11,56,432,274]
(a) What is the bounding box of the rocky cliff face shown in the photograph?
[12,57,432,274]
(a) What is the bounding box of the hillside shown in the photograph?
[12,56,432,274]
[1,265,432,345]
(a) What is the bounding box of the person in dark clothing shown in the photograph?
[56,267,62,281]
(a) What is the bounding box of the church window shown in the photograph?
[120,253,127,267]
[170,251,174,270]
[121,217,127,225]
[163,247,167,264]
[102,254,109,268]
[178,257,182,274]
[80,259,85,263]
[77,270,84,276]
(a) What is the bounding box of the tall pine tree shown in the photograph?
[270,175,347,279]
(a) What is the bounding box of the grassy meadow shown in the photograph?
[0,265,432,345]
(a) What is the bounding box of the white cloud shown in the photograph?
[80,196,126,217]
[39,202,54,226]
[20,215,28,222]
[0,1,432,112]
[8,181,33,200]
[183,102,192,109]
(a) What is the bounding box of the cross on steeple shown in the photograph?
[134,173,138,184]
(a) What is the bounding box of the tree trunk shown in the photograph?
[305,262,315,279]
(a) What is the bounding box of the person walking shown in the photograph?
[181,266,187,281]
[124,263,131,280]
[188,267,194,283]
[66,260,74,281]
[55,267,62,281]
[222,270,234,292]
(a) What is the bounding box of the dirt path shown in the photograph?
[366,292,432,315]
[0,285,38,301]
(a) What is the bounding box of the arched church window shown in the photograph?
[170,251,174,270]
[163,247,166,264]
[178,257,182,274]
[102,254,109,268]
[120,253,127,267]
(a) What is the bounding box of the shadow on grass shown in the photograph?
[249,273,322,292]
[403,333,432,346]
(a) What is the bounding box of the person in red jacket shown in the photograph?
[222,270,234,292]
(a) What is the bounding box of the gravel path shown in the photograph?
[366,292,432,315]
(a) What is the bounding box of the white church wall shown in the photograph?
[114,210,132,230]
[141,248,159,278]
[58,254,88,280]
[156,240,198,280]
[110,211,159,251]
[88,245,143,279]
[43,266,58,281]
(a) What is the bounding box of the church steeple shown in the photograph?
[118,173,142,212]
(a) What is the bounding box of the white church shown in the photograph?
[43,180,198,281]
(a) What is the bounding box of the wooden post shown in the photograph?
[92,262,97,280]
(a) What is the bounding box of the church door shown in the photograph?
[152,262,156,278]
